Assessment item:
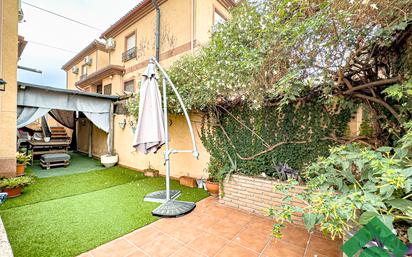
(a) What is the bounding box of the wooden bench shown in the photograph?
[40,153,70,169]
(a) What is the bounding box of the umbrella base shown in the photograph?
[144,190,181,203]
[152,200,196,217]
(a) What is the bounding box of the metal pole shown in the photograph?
[163,77,170,201]
[150,57,199,158]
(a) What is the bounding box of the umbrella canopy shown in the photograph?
[133,63,165,154]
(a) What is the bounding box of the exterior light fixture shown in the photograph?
[0,79,6,91]
[118,119,126,129]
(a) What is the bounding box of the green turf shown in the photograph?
[0,168,209,257]
[28,152,103,178]
[0,167,146,210]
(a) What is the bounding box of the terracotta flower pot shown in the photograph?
[206,181,219,197]
[16,164,25,177]
[3,187,22,198]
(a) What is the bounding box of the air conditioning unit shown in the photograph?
[84,56,92,66]
[105,38,116,50]
[71,66,79,74]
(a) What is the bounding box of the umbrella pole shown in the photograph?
[162,77,171,201]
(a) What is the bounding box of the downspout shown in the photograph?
[152,0,160,61]
[191,0,195,52]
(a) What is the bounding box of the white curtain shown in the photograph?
[17,107,50,129]
[83,112,110,133]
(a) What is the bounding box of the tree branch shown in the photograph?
[352,93,401,123]
[343,76,401,94]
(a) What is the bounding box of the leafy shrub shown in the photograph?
[271,132,412,242]
[0,176,34,190]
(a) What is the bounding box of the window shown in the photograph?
[126,33,136,51]
[104,84,112,95]
[80,64,88,80]
[96,85,102,94]
[214,9,226,26]
[124,80,134,93]
[122,32,137,62]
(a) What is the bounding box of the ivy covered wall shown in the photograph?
[201,102,353,179]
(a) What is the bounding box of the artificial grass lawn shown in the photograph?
[28,152,103,178]
[0,167,209,257]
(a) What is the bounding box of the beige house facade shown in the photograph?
[0,0,21,177]
[62,0,236,178]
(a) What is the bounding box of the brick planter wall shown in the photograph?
[219,174,305,225]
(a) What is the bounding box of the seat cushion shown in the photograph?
[40,153,70,162]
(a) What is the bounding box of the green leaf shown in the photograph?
[359,211,378,225]
[379,185,394,199]
[402,167,412,178]
[377,147,393,153]
[385,199,412,212]
[303,213,322,231]
[408,227,412,243]
[378,215,395,232]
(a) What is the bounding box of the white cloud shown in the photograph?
[18,0,141,88]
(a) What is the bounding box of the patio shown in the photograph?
[81,197,342,257]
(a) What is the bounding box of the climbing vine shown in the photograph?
[201,101,354,180]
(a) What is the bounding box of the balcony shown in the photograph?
[122,47,137,62]
[80,74,88,80]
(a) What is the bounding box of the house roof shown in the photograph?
[18,81,119,100]
[100,0,237,39]
[75,65,125,88]
[18,35,27,58]
[61,40,107,70]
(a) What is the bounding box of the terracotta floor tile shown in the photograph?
[280,224,310,248]
[140,233,184,257]
[171,246,205,257]
[125,249,150,257]
[161,220,204,244]
[233,226,272,252]
[246,217,275,236]
[306,236,342,257]
[215,242,259,257]
[207,219,244,240]
[187,232,229,256]
[126,226,165,247]
[221,209,253,226]
[91,238,137,257]
[188,214,219,231]
[263,239,306,257]
[304,250,329,257]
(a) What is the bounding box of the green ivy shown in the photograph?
[201,101,353,180]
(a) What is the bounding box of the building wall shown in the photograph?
[66,49,109,90]
[114,113,210,178]
[0,0,19,177]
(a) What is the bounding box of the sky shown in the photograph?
[18,0,142,88]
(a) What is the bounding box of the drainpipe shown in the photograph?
[152,0,160,61]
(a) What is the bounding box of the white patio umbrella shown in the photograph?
[133,63,165,154]
[134,57,199,217]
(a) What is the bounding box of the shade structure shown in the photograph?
[136,57,199,217]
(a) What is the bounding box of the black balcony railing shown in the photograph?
[122,47,137,62]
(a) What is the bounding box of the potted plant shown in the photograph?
[16,152,31,176]
[100,152,118,168]
[0,176,34,198]
[206,178,220,196]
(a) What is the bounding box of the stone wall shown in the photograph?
[219,174,305,225]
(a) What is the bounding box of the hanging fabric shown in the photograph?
[49,109,75,129]
[17,106,50,129]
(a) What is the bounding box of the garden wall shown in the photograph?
[219,174,305,225]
